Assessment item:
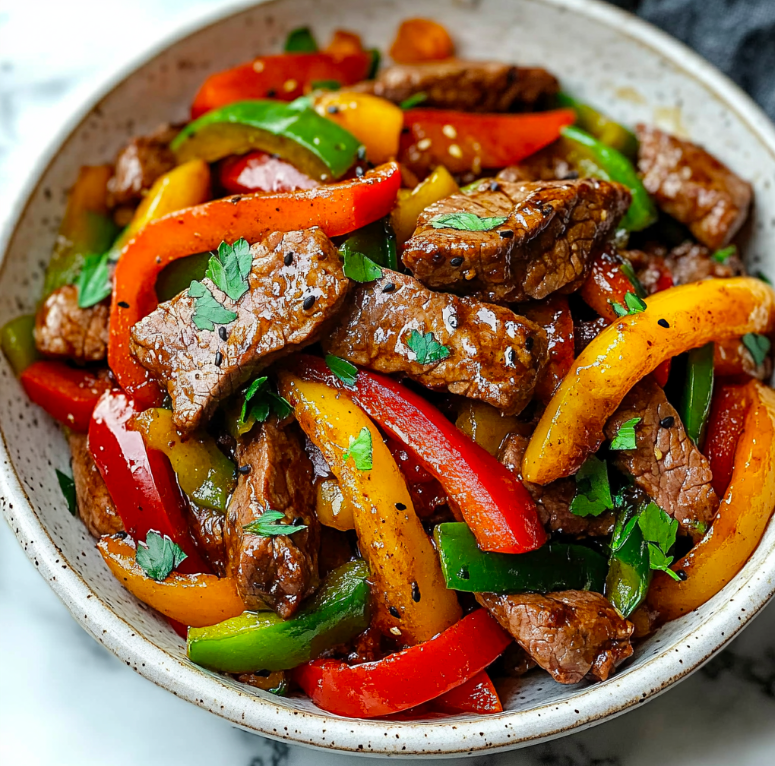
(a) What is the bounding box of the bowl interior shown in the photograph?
[3,0,775,756]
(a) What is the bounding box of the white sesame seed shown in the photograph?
[448,143,463,159]
[442,124,457,139]
[417,138,432,151]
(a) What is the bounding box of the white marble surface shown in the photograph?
[2,1,775,764]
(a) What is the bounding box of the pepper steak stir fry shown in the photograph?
[6,18,775,718]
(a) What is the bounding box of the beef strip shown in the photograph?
[107,124,178,208]
[68,432,123,538]
[224,419,319,617]
[636,125,753,251]
[496,147,576,184]
[35,284,109,363]
[322,269,547,415]
[477,591,634,684]
[356,59,558,113]
[665,240,745,284]
[130,228,349,433]
[402,178,631,303]
[604,378,719,541]
[499,431,613,537]
[186,504,227,576]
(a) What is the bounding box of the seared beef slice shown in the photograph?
[636,125,752,251]
[130,228,349,432]
[478,591,633,684]
[323,270,547,414]
[403,179,631,302]
[224,420,319,617]
[359,59,558,113]
[604,378,719,540]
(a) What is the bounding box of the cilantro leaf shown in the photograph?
[646,543,681,581]
[569,455,613,517]
[712,245,737,264]
[611,301,628,318]
[406,329,450,365]
[430,212,508,232]
[284,26,318,53]
[342,427,373,471]
[76,252,111,308]
[325,354,358,386]
[341,249,383,282]
[619,261,647,298]
[638,501,679,553]
[742,333,771,366]
[238,377,292,433]
[400,92,428,110]
[135,531,188,581]
[205,239,252,302]
[56,469,77,516]
[611,292,647,317]
[244,509,307,536]
[610,417,641,450]
[189,280,237,331]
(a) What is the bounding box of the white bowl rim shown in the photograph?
[3,0,775,756]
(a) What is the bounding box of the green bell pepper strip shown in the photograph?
[605,506,652,618]
[155,252,211,302]
[433,522,607,594]
[560,125,657,232]
[557,92,638,159]
[0,314,39,376]
[338,216,398,271]
[171,99,361,181]
[680,342,715,448]
[284,27,318,53]
[187,560,371,673]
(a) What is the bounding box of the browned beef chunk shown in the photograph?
[636,126,753,251]
[130,228,349,433]
[498,432,613,537]
[323,270,547,415]
[35,284,109,363]
[403,179,631,303]
[477,591,634,684]
[107,124,178,208]
[357,60,558,113]
[186,504,227,576]
[665,241,745,284]
[224,419,319,618]
[68,432,123,538]
[604,378,718,541]
[496,147,576,184]
[574,316,608,356]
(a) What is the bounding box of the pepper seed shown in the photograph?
[303,295,316,310]
[658,319,670,328]
[117,301,130,309]
[450,256,464,267]
[389,606,400,619]
[395,502,407,511]
[284,252,294,266]
[660,416,675,429]
[214,351,223,367]
[218,326,228,341]
[382,282,396,293]
[525,336,534,352]
[677,570,688,581]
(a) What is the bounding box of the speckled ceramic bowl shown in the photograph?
[3,0,775,756]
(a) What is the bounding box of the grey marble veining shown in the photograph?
[2,1,775,764]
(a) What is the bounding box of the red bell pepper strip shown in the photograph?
[293,609,511,718]
[109,163,401,409]
[88,389,208,574]
[191,52,372,118]
[704,382,751,497]
[399,108,575,175]
[432,671,502,715]
[219,151,319,194]
[289,355,546,554]
[20,361,110,433]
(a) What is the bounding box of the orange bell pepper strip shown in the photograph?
[400,108,575,175]
[97,535,244,628]
[326,30,365,57]
[191,52,372,118]
[389,18,454,63]
[523,278,775,485]
[704,382,751,497]
[108,163,401,409]
[278,371,462,644]
[647,381,775,622]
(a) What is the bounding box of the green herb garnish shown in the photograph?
[205,239,252,302]
[569,455,613,518]
[342,427,373,471]
[742,333,771,366]
[325,354,358,386]
[244,509,307,536]
[610,417,641,450]
[341,249,383,282]
[611,292,647,318]
[239,376,292,431]
[136,531,188,581]
[430,212,509,232]
[637,501,681,581]
[189,280,238,331]
[619,261,647,298]
[76,252,111,308]
[56,469,77,516]
[406,329,450,365]
[712,245,737,264]
[400,92,428,110]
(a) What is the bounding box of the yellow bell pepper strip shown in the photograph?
[455,401,518,457]
[391,164,459,245]
[0,314,39,375]
[556,92,638,158]
[647,381,775,622]
[314,91,403,165]
[523,278,775,485]
[315,478,355,530]
[172,100,361,181]
[277,372,461,644]
[43,165,118,297]
[133,408,236,512]
[97,534,244,628]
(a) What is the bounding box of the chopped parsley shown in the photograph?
[136,531,188,581]
[638,501,681,581]
[619,261,647,298]
[284,26,318,53]
[76,252,111,308]
[238,376,292,432]
[742,333,771,366]
[399,92,428,110]
[244,509,307,536]
[430,212,508,232]
[189,280,237,331]
[341,249,383,282]
[206,239,252,302]
[712,245,737,264]
[325,354,358,386]
[56,469,77,516]
[610,417,641,450]
[569,455,613,518]
[342,427,373,471]
[406,329,450,365]
[611,292,647,318]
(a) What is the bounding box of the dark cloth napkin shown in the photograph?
[610,0,775,118]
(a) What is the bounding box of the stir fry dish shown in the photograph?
[8,17,775,718]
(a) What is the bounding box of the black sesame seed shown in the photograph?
[411,581,421,602]
[489,181,501,192]
[382,282,396,293]
[676,569,688,581]
[355,166,365,177]
[395,502,407,511]
[237,464,252,475]
[498,229,514,239]
[229,195,242,205]
[525,336,534,352]
[116,530,128,540]
[117,301,130,309]
[506,348,516,364]
[327,105,339,114]
[267,89,276,97]
[660,416,675,429]
[218,326,228,341]
[293,516,305,526]
[658,319,670,328]
[457,568,470,580]
[450,256,464,267]
[214,351,223,367]
[284,252,294,266]
[389,606,400,619]
[303,295,316,310]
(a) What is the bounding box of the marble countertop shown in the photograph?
[2,2,775,764]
